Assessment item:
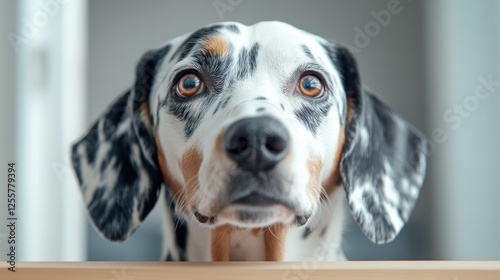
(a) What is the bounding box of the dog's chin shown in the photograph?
[216,204,295,228]
[193,204,312,228]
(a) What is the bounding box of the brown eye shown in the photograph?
[176,73,204,97]
[298,75,323,97]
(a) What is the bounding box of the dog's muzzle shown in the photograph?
[193,116,310,227]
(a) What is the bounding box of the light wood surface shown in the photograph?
[0,261,499,279]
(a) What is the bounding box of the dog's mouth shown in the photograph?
[193,169,313,228]
[193,191,311,228]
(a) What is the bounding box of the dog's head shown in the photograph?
[72,21,427,244]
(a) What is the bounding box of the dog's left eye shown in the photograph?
[176,73,205,98]
[298,75,323,97]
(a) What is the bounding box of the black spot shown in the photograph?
[102,91,130,140]
[221,95,232,109]
[257,107,265,112]
[319,226,327,237]
[165,252,174,261]
[359,192,396,242]
[88,182,136,241]
[213,99,223,115]
[83,123,99,164]
[226,24,240,34]
[130,43,171,137]
[71,145,83,185]
[99,153,112,174]
[280,103,285,111]
[165,189,189,261]
[302,226,313,238]
[255,96,267,100]
[134,44,172,108]
[248,43,260,73]
[168,93,219,138]
[301,44,314,60]
[236,43,260,79]
[156,95,162,126]
[135,150,162,221]
[172,25,224,62]
[175,220,188,260]
[294,100,333,135]
[332,45,360,96]
[213,95,231,115]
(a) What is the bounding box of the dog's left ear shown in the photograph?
[71,46,170,241]
[329,45,428,244]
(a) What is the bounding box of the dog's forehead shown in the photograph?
[170,21,329,69]
[235,21,322,49]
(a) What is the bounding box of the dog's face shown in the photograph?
[153,22,345,229]
[72,22,427,244]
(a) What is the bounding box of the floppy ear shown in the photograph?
[333,45,428,244]
[71,45,170,241]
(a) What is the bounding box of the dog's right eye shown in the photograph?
[298,74,323,98]
[176,73,205,98]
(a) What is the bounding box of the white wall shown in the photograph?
[424,0,500,260]
[11,0,88,261]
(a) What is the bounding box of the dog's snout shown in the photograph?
[224,116,289,171]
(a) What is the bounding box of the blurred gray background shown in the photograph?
[1,0,499,261]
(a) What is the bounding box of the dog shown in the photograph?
[71,21,427,261]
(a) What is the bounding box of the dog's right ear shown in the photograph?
[328,44,428,244]
[71,45,171,241]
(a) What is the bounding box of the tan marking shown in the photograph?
[211,225,234,261]
[322,129,345,195]
[200,129,232,215]
[180,147,203,212]
[319,92,354,196]
[154,131,203,214]
[307,157,323,204]
[155,132,182,195]
[140,101,151,129]
[264,224,288,261]
[347,93,356,126]
[251,228,262,238]
[214,128,226,157]
[203,36,229,57]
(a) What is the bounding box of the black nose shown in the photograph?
[224,116,290,172]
